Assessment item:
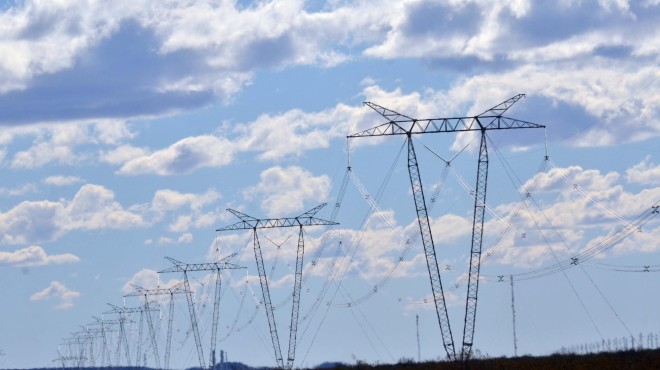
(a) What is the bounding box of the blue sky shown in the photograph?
[0,0,659,368]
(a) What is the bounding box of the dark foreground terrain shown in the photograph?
[327,349,660,370]
[10,349,660,370]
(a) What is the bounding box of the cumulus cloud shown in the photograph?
[151,188,220,213]
[122,268,162,295]
[0,183,37,197]
[0,184,146,244]
[481,164,660,268]
[158,233,194,245]
[0,245,79,267]
[42,175,84,186]
[7,121,135,169]
[30,281,80,310]
[117,135,236,175]
[0,0,656,152]
[100,145,151,165]
[244,166,331,216]
[626,156,660,185]
[148,188,222,234]
[0,0,390,125]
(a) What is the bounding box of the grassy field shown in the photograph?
[325,349,660,370]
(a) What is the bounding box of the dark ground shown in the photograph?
[9,349,660,370]
[326,349,660,370]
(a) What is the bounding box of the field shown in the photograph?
[324,349,660,370]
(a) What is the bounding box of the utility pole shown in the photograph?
[349,94,544,361]
[217,204,338,369]
[159,253,245,369]
[416,315,421,362]
[510,275,518,357]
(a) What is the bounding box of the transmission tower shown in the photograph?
[61,334,91,368]
[89,316,122,367]
[349,94,544,361]
[217,204,338,369]
[104,303,159,366]
[125,282,190,370]
[159,253,246,369]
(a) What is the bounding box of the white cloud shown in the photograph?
[234,106,357,161]
[151,188,220,213]
[626,156,660,185]
[0,183,37,197]
[67,184,146,231]
[148,188,222,233]
[30,281,80,310]
[158,232,193,245]
[11,141,78,169]
[481,164,660,267]
[0,1,129,93]
[122,268,162,295]
[520,165,620,194]
[0,245,79,267]
[7,121,136,169]
[244,166,331,216]
[0,184,146,244]
[118,135,236,175]
[612,224,660,254]
[0,0,657,142]
[100,145,151,165]
[0,0,391,124]
[449,64,660,147]
[42,175,84,186]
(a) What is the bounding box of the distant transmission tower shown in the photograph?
[217,204,338,369]
[159,253,245,369]
[125,281,190,370]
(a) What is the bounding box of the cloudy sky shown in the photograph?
[1,0,659,368]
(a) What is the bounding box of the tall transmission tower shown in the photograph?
[217,204,338,369]
[348,94,544,361]
[159,253,246,369]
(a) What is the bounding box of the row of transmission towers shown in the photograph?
[54,204,334,370]
[55,95,548,368]
[54,254,245,370]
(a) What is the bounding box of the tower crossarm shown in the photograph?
[90,317,124,326]
[349,95,543,138]
[158,258,246,274]
[349,115,544,137]
[104,303,158,315]
[124,281,190,297]
[217,204,338,231]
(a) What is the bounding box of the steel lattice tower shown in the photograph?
[348,94,544,361]
[217,204,338,369]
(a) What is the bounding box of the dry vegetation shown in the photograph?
[324,349,660,370]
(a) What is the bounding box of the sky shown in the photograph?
[0,0,659,368]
